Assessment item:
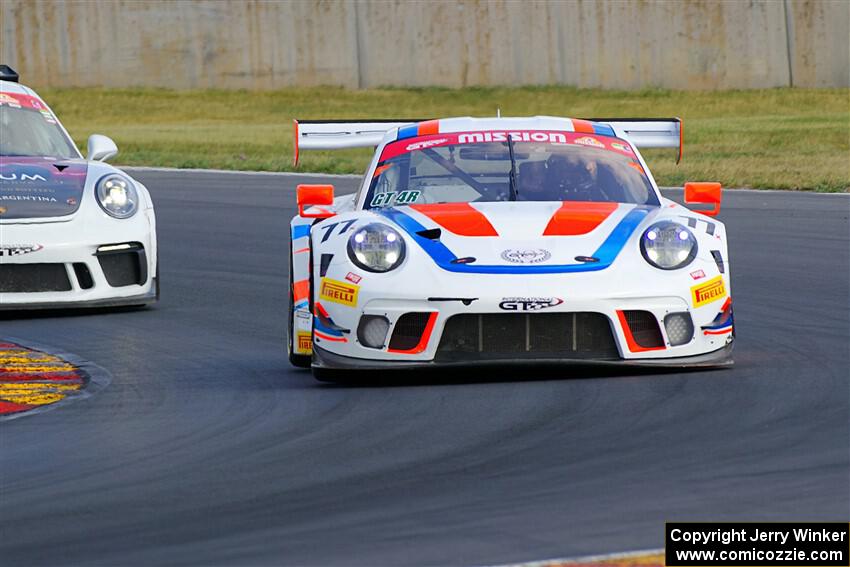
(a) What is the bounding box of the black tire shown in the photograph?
[288,248,312,368]
[154,259,160,301]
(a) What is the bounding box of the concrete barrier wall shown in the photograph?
[2,0,847,90]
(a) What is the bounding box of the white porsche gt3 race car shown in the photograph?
[288,115,733,377]
[0,66,158,309]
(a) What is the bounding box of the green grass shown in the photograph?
[40,86,849,191]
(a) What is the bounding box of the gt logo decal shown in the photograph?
[319,278,359,307]
[319,219,357,243]
[406,139,447,151]
[296,332,313,354]
[370,190,421,208]
[0,244,42,256]
[499,297,563,311]
[691,275,726,307]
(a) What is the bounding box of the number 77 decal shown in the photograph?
[319,219,357,243]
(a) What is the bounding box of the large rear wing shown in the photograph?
[589,117,682,163]
[293,117,682,166]
[293,119,424,166]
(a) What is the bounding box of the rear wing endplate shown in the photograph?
[293,119,424,166]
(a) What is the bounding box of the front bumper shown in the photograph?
[0,213,157,309]
[0,286,157,311]
[305,293,735,370]
[303,227,734,369]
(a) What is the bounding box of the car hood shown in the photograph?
[0,157,88,220]
[374,201,661,274]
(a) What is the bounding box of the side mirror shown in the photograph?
[684,182,722,217]
[297,184,335,218]
[87,134,118,162]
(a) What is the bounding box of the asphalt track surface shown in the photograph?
[1,170,848,566]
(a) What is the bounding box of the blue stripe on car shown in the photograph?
[314,318,344,337]
[291,224,311,240]
[375,205,652,274]
[702,304,734,330]
[397,124,419,140]
[592,123,616,137]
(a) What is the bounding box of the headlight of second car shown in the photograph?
[96,174,138,219]
[347,223,406,272]
[640,221,698,270]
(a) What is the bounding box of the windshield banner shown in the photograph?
[0,92,57,123]
[382,130,633,161]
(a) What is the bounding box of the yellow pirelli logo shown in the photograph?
[319,278,359,307]
[691,275,726,307]
[296,331,313,354]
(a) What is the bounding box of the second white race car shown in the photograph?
[0,65,158,309]
[288,116,733,378]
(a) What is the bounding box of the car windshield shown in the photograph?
[0,94,79,159]
[364,130,658,209]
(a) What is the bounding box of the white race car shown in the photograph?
[288,116,733,378]
[0,66,157,309]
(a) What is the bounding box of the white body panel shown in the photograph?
[1,79,157,309]
[288,116,731,368]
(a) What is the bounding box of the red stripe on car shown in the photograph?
[409,203,498,237]
[416,120,440,136]
[293,279,310,302]
[571,118,595,133]
[543,202,618,236]
[314,331,347,343]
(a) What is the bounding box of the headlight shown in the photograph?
[96,174,138,218]
[347,223,406,272]
[640,221,698,270]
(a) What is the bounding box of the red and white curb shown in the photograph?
[0,338,110,420]
[490,548,665,567]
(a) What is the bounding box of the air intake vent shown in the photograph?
[0,264,72,292]
[96,243,147,287]
[73,263,94,289]
[389,312,433,351]
[621,310,664,348]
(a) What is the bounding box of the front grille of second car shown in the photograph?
[0,263,73,293]
[98,251,144,287]
[435,312,620,362]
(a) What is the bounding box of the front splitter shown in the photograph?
[311,342,734,371]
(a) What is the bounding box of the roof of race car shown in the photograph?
[391,117,616,142]
[0,80,36,96]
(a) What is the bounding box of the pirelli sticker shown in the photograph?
[319,278,359,307]
[691,275,726,308]
[296,331,313,355]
